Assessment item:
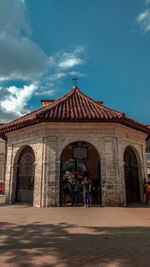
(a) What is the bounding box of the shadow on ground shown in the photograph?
[127,202,150,208]
[0,221,150,267]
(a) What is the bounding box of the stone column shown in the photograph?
[117,139,126,206]
[5,144,14,204]
[101,158,107,206]
[33,138,45,207]
[46,136,57,207]
[139,143,147,202]
[0,138,6,183]
[104,137,120,206]
[55,159,61,206]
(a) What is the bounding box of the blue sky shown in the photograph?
[0,0,150,124]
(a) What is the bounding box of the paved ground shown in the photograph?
[0,196,150,267]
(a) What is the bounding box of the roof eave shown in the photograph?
[1,118,149,135]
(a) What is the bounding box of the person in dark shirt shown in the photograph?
[82,177,90,207]
[71,175,79,206]
[63,177,70,205]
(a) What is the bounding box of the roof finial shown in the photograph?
[72,76,79,87]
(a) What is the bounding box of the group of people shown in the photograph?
[63,174,150,207]
[143,179,150,203]
[62,170,98,207]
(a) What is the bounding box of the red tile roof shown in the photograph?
[0,86,150,135]
[40,99,104,107]
[40,100,55,107]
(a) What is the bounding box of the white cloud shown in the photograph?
[48,72,66,81]
[0,0,86,122]
[48,46,85,71]
[0,35,48,81]
[69,71,87,77]
[145,0,150,5]
[35,89,55,96]
[0,0,30,37]
[0,43,86,122]
[59,58,82,68]
[0,0,48,81]
[40,46,86,90]
[0,0,85,83]
[1,82,38,117]
[58,47,84,69]
[136,9,150,32]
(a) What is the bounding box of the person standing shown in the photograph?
[71,176,79,206]
[63,177,70,206]
[82,177,90,207]
[68,176,73,204]
[146,182,150,204]
[88,179,92,206]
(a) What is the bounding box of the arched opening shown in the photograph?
[124,146,140,203]
[16,146,35,204]
[60,141,101,206]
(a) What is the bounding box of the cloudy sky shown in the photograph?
[0,0,150,124]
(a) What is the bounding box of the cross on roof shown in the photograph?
[72,76,79,86]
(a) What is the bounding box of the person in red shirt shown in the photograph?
[146,182,150,204]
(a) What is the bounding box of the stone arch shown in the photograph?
[124,145,141,203]
[59,140,101,206]
[12,145,35,204]
[58,137,104,161]
[60,139,101,161]
[13,144,36,166]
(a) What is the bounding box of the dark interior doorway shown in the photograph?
[16,146,35,204]
[124,147,140,203]
[60,141,101,206]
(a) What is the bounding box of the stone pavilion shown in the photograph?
[0,85,150,207]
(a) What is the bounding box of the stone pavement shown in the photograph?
[0,198,150,267]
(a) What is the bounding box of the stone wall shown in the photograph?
[0,138,6,182]
[5,137,44,207]
[4,122,148,207]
